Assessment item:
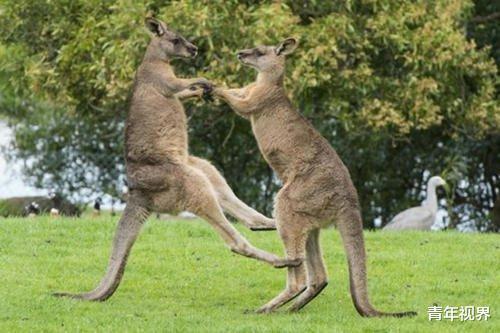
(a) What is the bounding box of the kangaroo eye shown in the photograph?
[255,50,264,57]
[172,38,180,45]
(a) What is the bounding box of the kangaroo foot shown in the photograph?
[249,217,276,231]
[273,257,303,269]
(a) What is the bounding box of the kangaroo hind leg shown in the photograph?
[187,156,275,230]
[289,228,328,312]
[256,223,309,313]
[179,164,297,268]
[54,194,150,301]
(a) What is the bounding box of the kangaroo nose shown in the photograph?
[236,51,245,59]
[188,45,198,57]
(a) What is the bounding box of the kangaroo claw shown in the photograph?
[250,225,277,231]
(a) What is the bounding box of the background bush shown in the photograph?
[0,0,498,230]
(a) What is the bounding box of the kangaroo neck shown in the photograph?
[254,71,287,108]
[139,48,176,81]
[256,70,284,87]
[142,41,171,65]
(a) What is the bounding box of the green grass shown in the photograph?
[0,215,498,332]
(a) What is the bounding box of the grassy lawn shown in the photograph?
[0,214,498,332]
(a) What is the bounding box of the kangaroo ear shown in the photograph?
[275,38,298,56]
[145,17,166,37]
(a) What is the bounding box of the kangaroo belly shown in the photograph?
[126,161,183,192]
[125,93,188,164]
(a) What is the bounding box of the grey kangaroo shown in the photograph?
[54,18,299,302]
[213,38,417,317]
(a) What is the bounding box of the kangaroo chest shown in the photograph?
[251,111,294,181]
[125,89,188,165]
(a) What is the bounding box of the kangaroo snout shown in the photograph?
[187,45,198,57]
[236,50,251,60]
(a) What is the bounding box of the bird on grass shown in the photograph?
[383,176,447,231]
[50,208,60,217]
[93,197,102,217]
[25,201,40,218]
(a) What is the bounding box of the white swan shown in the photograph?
[383,176,446,231]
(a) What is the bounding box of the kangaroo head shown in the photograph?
[144,17,198,60]
[236,38,298,78]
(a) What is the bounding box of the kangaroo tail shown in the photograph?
[337,208,417,318]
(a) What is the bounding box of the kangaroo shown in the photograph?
[212,38,417,317]
[53,18,299,302]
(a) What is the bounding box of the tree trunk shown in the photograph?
[490,197,500,232]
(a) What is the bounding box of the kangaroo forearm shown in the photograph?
[164,77,208,94]
[175,88,202,100]
[224,87,249,98]
[216,88,255,115]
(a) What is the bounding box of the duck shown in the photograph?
[383,176,447,231]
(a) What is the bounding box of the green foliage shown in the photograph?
[468,0,500,65]
[0,199,21,217]
[0,0,498,229]
[0,216,499,331]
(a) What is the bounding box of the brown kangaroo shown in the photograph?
[213,38,416,317]
[53,18,299,302]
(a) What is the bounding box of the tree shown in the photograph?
[0,0,498,230]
